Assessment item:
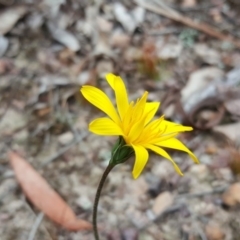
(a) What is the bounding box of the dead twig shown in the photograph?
[177,185,228,199]
[27,212,45,240]
[134,0,240,48]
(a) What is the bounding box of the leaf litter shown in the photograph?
[0,0,240,239]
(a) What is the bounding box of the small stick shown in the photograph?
[135,0,240,48]
[177,185,228,199]
[27,212,45,240]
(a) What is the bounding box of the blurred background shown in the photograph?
[0,0,240,239]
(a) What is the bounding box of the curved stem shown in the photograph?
[93,163,115,240]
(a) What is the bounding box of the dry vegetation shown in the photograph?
[1,0,240,239]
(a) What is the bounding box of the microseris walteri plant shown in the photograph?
[80,73,199,240]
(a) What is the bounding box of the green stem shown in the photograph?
[93,163,115,240]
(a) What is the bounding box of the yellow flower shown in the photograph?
[81,73,199,179]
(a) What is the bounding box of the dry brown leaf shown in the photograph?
[9,152,92,231]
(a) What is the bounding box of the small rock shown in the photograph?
[138,233,155,240]
[157,39,183,60]
[97,16,113,32]
[128,176,148,199]
[217,168,234,182]
[76,195,92,210]
[124,47,142,61]
[152,161,175,178]
[152,191,173,215]
[121,228,138,240]
[110,31,130,48]
[189,164,209,180]
[205,223,225,240]
[107,230,121,240]
[222,183,240,207]
[96,59,114,78]
[107,213,118,226]
[126,207,149,229]
[58,131,74,145]
[182,0,196,7]
[77,71,91,85]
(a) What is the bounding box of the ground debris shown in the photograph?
[1,0,240,239]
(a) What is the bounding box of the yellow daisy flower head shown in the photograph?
[81,73,199,179]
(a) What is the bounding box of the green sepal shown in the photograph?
[110,137,133,165]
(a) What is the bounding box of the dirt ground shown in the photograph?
[1,0,240,239]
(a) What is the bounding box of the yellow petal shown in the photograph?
[132,91,148,121]
[138,116,164,143]
[162,120,193,134]
[148,132,179,144]
[145,144,183,176]
[89,118,123,135]
[81,86,120,124]
[105,73,116,88]
[122,101,134,134]
[127,117,146,143]
[106,73,129,119]
[144,116,164,133]
[131,144,149,179]
[156,138,199,163]
[143,102,160,125]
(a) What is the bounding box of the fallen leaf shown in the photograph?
[152,191,173,215]
[180,67,225,129]
[222,183,240,207]
[113,3,136,33]
[181,67,224,103]
[0,6,28,35]
[9,152,92,231]
[47,22,80,52]
[214,122,240,142]
[194,44,221,65]
[224,99,240,117]
[132,6,145,25]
